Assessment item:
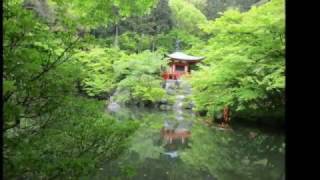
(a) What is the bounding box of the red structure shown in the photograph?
[162,52,204,80]
[160,127,191,144]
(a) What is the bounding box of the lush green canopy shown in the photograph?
[189,0,285,122]
[4,0,285,178]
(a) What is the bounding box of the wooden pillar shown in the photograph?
[223,106,230,123]
[172,63,176,73]
[184,64,188,73]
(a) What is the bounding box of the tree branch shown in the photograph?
[30,37,80,82]
[4,91,15,103]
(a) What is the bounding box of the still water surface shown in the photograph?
[94,98,285,180]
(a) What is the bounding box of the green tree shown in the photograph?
[190,0,285,123]
[191,0,261,20]
[169,0,208,34]
[113,51,167,104]
[74,47,125,97]
[3,0,158,179]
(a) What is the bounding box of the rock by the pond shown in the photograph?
[253,158,268,166]
[182,102,193,109]
[166,89,176,95]
[249,132,258,139]
[241,156,250,165]
[163,151,178,158]
[107,102,120,113]
[160,98,168,104]
[160,104,171,110]
[177,95,185,100]
[215,112,223,119]
[176,109,183,114]
[159,104,165,110]
[176,116,184,121]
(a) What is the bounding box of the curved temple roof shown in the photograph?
[166,52,204,61]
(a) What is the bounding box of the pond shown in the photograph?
[100,80,284,180]
[94,95,285,180]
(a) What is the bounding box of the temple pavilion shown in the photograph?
[162,51,204,80]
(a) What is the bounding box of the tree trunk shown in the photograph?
[152,36,156,52]
[138,33,144,53]
[114,23,119,48]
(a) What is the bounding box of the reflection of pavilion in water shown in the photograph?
[160,119,193,158]
[160,94,194,145]
[160,122,192,144]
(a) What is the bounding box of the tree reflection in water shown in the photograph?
[94,106,284,180]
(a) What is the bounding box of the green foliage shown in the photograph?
[113,51,167,103]
[169,0,208,34]
[186,0,261,20]
[118,0,172,35]
[157,28,204,51]
[3,0,158,179]
[190,0,285,121]
[4,0,285,179]
[90,0,173,52]
[116,28,203,53]
[119,32,154,53]
[118,32,141,52]
[4,97,139,179]
[74,47,168,101]
[63,0,158,27]
[185,0,207,11]
[4,0,81,131]
[74,47,125,97]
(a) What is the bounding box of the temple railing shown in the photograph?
[162,71,188,80]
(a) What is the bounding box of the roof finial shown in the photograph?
[175,39,181,52]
